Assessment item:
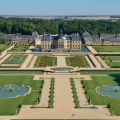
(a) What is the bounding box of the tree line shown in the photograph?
[0,17,120,36]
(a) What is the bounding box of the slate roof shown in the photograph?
[91,35,99,38]
[110,39,120,42]
[5,38,11,42]
[18,39,29,42]
[32,31,38,38]
[83,31,90,37]
[16,33,21,36]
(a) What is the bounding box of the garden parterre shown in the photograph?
[2,54,28,64]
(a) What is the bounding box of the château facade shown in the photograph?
[0,31,39,45]
[41,29,81,52]
[83,31,120,45]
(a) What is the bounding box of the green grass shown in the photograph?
[93,45,120,52]
[0,43,11,52]
[9,45,29,52]
[0,75,44,115]
[2,54,28,64]
[101,56,120,61]
[34,56,40,67]
[48,78,55,108]
[106,62,120,67]
[66,56,90,67]
[70,78,80,108]
[82,76,120,116]
[54,57,57,66]
[80,70,120,75]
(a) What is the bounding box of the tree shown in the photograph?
[0,37,5,44]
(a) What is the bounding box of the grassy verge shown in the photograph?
[0,75,44,115]
[65,57,69,66]
[54,57,57,66]
[82,76,120,116]
[48,78,55,108]
[34,56,40,67]
[82,56,90,67]
[70,78,80,108]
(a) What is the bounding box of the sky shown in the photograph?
[0,0,120,16]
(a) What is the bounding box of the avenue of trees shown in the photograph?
[0,17,120,36]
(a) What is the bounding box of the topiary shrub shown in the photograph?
[83,85,85,88]
[88,98,90,103]
[81,80,83,84]
[107,103,110,108]
[85,90,87,94]
[18,104,21,108]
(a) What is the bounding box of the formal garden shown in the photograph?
[82,75,120,116]
[0,43,11,52]
[2,54,28,64]
[8,45,30,52]
[66,56,90,67]
[92,45,120,52]
[100,56,120,68]
[34,56,57,67]
[0,75,44,115]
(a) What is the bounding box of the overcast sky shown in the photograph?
[0,0,120,16]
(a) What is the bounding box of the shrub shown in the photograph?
[83,85,85,88]
[85,90,87,94]
[81,80,83,84]
[41,84,42,88]
[107,103,110,108]
[39,90,41,94]
[88,98,90,103]
[18,104,21,108]
[37,97,40,102]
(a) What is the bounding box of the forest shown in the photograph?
[0,17,120,36]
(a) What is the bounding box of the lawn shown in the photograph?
[0,43,11,52]
[66,56,90,67]
[9,45,30,52]
[2,54,28,64]
[82,75,120,116]
[92,45,120,52]
[34,56,57,67]
[101,56,120,61]
[106,62,120,68]
[0,75,44,115]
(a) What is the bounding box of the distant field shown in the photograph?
[8,16,120,20]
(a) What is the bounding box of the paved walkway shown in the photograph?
[29,55,37,68]
[0,54,11,64]
[20,54,34,68]
[88,54,101,68]
[37,79,51,107]
[96,56,110,68]
[0,45,14,59]
[74,79,93,107]
[57,56,66,67]
[87,46,98,54]
[85,56,94,68]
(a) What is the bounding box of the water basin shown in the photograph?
[97,85,120,98]
[30,49,41,52]
[0,84,30,98]
[52,67,72,71]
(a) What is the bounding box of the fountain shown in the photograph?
[97,85,120,98]
[0,84,30,98]
[9,85,13,92]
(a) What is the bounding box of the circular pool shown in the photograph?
[0,84,30,98]
[52,67,72,71]
[97,85,120,98]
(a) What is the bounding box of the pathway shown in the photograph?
[87,46,98,54]
[29,55,37,68]
[96,56,110,68]
[37,79,51,107]
[0,45,14,59]
[0,54,11,64]
[88,54,101,68]
[85,56,94,68]
[57,56,66,67]
[20,54,34,68]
